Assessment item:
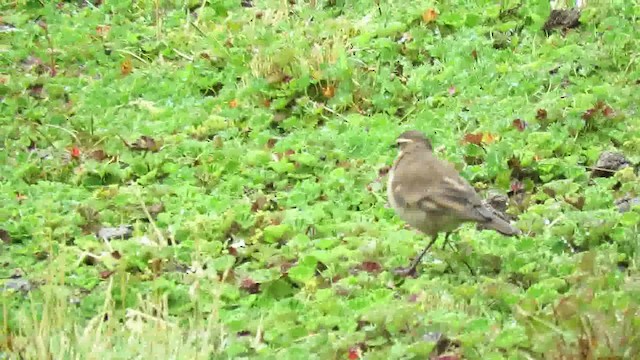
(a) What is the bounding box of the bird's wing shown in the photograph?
[392,150,521,236]
[392,152,490,223]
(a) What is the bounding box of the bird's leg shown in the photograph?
[443,239,475,276]
[394,235,438,277]
[450,246,475,276]
[440,232,452,250]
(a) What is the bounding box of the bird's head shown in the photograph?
[394,130,433,152]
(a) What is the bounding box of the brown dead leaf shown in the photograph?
[554,295,579,320]
[0,229,11,244]
[148,202,165,218]
[536,108,548,120]
[322,85,335,98]
[251,194,268,212]
[471,49,478,61]
[15,193,27,202]
[422,8,438,23]
[564,195,585,210]
[358,261,382,274]
[122,135,161,152]
[280,261,295,275]
[89,149,108,161]
[462,133,483,145]
[96,24,110,37]
[120,57,132,76]
[266,138,278,149]
[482,133,497,143]
[99,270,115,279]
[37,19,48,30]
[149,258,163,276]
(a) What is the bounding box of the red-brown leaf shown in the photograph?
[582,108,598,120]
[462,133,483,145]
[240,278,260,294]
[27,84,44,98]
[602,105,615,118]
[510,180,524,193]
[535,108,548,120]
[280,261,295,275]
[512,118,527,131]
[99,270,115,279]
[266,138,278,149]
[359,261,382,273]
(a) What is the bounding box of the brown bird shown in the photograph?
[387,130,521,276]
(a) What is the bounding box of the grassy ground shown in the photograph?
[1,0,640,359]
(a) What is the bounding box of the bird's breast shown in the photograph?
[387,168,429,229]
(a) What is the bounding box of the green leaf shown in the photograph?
[263,224,291,243]
[620,211,640,227]
[287,256,318,283]
[493,325,528,349]
[264,279,295,299]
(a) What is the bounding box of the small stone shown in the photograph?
[616,196,640,213]
[592,151,630,178]
[97,225,133,241]
[543,9,581,34]
[484,190,509,214]
[3,278,33,292]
